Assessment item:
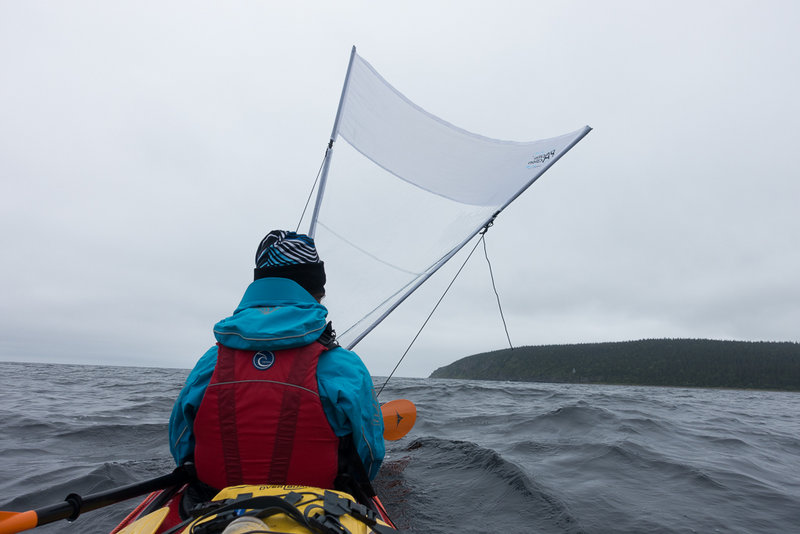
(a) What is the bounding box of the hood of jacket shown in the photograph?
[212,277,328,351]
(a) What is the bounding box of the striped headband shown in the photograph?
[255,230,320,268]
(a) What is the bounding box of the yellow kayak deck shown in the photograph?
[117,484,395,534]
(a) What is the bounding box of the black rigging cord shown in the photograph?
[377,223,494,398]
[483,235,514,350]
[296,142,332,232]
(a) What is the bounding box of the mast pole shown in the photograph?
[308,46,358,238]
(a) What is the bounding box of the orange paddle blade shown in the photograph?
[0,510,38,534]
[381,399,416,441]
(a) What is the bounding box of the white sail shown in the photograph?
[304,47,591,350]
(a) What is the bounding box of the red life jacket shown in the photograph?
[193,342,340,490]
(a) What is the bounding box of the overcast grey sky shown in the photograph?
[1,1,798,377]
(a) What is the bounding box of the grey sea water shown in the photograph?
[1,361,798,533]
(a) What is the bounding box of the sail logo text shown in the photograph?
[527,150,556,168]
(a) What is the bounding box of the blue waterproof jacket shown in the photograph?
[169,277,385,480]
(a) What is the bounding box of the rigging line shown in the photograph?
[377,231,486,398]
[316,221,422,276]
[482,235,513,350]
[296,143,330,233]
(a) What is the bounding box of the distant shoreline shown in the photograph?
[429,339,800,392]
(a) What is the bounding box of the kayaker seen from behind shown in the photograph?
[169,230,385,507]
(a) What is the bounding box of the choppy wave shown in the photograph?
[2,364,800,533]
[376,436,582,534]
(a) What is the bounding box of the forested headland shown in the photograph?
[429,339,800,391]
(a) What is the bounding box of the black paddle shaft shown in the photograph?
[34,468,189,526]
